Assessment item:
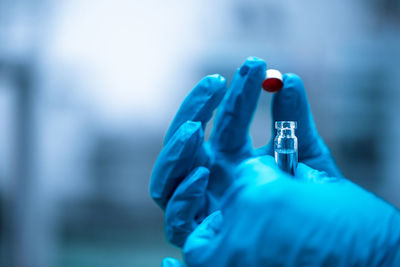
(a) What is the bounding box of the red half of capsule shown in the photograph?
[262,78,283,92]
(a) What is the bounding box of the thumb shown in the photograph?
[183,211,223,267]
[268,73,328,158]
[265,73,342,177]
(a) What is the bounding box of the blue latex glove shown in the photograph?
[150,58,400,265]
[161,257,184,267]
[151,56,341,245]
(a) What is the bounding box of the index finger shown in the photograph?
[211,57,266,153]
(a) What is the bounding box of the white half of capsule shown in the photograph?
[266,69,283,80]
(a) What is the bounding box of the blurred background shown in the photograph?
[0,0,399,266]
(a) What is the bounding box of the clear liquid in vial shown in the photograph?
[275,149,298,175]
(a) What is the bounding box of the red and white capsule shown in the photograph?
[262,69,283,93]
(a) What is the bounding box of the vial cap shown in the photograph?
[262,69,283,93]
[275,121,297,129]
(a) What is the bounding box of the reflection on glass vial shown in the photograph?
[274,121,298,175]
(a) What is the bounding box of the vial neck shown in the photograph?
[277,128,295,137]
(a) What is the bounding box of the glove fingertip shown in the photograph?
[206,210,223,232]
[164,75,227,144]
[173,166,210,198]
[203,74,227,89]
[243,56,267,71]
[183,211,223,266]
[239,56,266,85]
[282,73,305,89]
[272,73,305,117]
[295,163,337,183]
[184,211,223,250]
[162,257,185,267]
[196,74,227,115]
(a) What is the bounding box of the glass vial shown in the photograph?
[274,121,298,175]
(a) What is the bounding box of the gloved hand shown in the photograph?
[151,57,342,247]
[150,57,400,266]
